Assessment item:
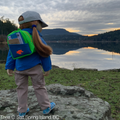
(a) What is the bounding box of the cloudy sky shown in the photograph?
[0,0,120,36]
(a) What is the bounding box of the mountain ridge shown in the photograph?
[41,28,120,42]
[41,28,81,36]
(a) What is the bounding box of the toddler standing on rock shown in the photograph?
[5,11,55,117]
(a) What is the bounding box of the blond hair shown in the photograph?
[18,16,52,57]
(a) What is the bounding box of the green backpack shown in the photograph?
[7,29,36,59]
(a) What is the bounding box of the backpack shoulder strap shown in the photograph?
[20,30,33,43]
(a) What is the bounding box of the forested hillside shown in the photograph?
[42,29,120,42]
[86,30,120,42]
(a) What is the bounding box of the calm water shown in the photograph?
[1,42,120,70]
[51,47,120,70]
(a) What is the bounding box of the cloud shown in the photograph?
[0,0,120,35]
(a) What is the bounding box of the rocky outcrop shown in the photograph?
[0,84,113,120]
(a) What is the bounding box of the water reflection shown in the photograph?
[65,51,80,55]
[1,42,120,70]
[51,46,120,70]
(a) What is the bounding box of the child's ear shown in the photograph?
[36,23,42,32]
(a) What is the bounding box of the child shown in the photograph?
[5,11,55,117]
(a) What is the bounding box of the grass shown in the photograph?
[0,63,120,120]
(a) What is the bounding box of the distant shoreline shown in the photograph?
[1,60,120,72]
[0,41,120,44]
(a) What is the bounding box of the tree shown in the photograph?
[0,16,18,35]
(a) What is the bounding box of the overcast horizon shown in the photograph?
[0,0,120,36]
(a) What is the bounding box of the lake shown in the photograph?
[1,42,120,71]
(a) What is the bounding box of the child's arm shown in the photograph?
[39,55,52,73]
[39,36,52,73]
[7,69,14,76]
[5,50,16,76]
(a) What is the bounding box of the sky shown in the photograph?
[0,0,120,36]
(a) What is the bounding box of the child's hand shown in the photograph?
[7,69,14,76]
[43,71,50,76]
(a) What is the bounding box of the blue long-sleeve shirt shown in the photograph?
[5,28,52,72]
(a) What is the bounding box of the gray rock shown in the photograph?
[0,84,114,120]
